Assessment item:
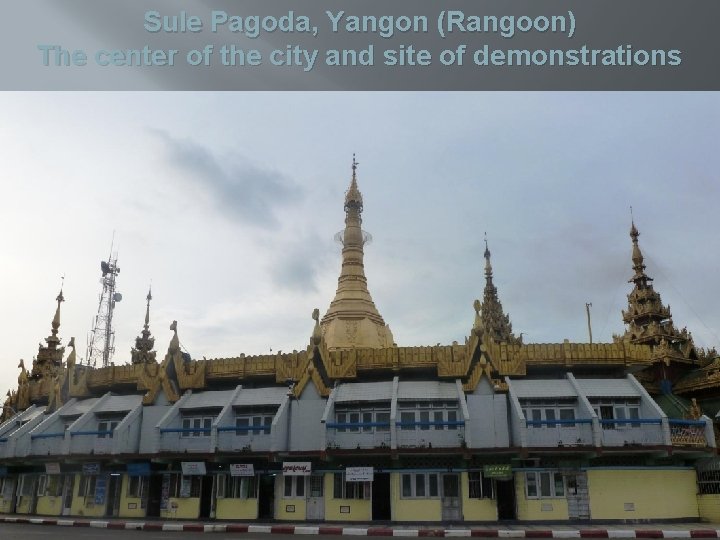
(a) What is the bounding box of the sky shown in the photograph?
[0,92,718,399]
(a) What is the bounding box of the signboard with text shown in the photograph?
[483,464,512,478]
[82,462,100,475]
[181,461,207,476]
[230,464,255,477]
[345,467,374,482]
[282,462,311,476]
[45,462,61,475]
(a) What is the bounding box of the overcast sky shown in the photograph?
[1,92,718,399]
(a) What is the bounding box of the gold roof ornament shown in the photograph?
[621,220,695,364]
[30,284,66,381]
[480,235,522,345]
[131,287,157,365]
[320,155,394,350]
[472,299,484,336]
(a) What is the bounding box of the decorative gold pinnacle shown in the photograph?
[321,157,393,350]
[621,220,694,363]
[131,286,156,364]
[480,235,521,345]
[30,284,66,380]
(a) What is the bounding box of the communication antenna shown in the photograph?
[85,236,122,367]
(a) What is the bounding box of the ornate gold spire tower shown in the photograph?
[30,286,66,380]
[481,236,522,345]
[131,287,157,364]
[320,157,394,350]
[621,221,694,364]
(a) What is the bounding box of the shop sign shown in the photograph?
[345,467,373,482]
[282,462,311,476]
[45,462,61,475]
[230,464,254,477]
[483,464,512,478]
[181,461,207,476]
[82,462,100,475]
[127,462,151,476]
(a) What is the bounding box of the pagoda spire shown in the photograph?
[48,284,65,349]
[131,287,157,364]
[320,156,394,350]
[480,235,521,345]
[30,283,66,380]
[621,220,694,363]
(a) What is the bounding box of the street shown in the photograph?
[0,523,335,539]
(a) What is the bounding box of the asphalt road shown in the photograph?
[0,523,325,539]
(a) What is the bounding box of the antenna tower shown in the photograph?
[86,240,122,367]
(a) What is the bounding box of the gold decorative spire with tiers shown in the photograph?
[320,156,394,350]
[621,221,694,364]
[30,285,66,380]
[481,236,522,345]
[131,287,157,364]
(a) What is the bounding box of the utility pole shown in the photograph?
[585,302,593,344]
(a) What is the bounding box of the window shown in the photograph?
[179,476,202,498]
[400,473,440,498]
[468,472,494,499]
[97,420,119,439]
[283,476,305,498]
[127,476,147,499]
[0,478,15,499]
[216,474,257,499]
[376,412,390,431]
[235,414,273,435]
[400,412,415,431]
[591,399,641,429]
[332,473,371,500]
[525,472,564,498]
[160,473,202,498]
[37,475,62,497]
[521,400,577,428]
[19,475,35,497]
[334,406,391,433]
[78,475,97,502]
[397,402,461,431]
[698,462,720,495]
[181,416,213,437]
[37,475,46,496]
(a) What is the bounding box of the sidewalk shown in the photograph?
[1,515,719,537]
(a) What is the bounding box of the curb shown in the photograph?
[0,518,718,538]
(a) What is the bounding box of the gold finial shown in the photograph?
[483,233,492,276]
[345,154,363,211]
[628,213,647,279]
[145,286,152,329]
[51,277,65,338]
[630,206,639,240]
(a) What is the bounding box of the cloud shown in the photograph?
[149,129,303,228]
[266,231,337,293]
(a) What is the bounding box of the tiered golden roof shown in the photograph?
[619,221,696,365]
